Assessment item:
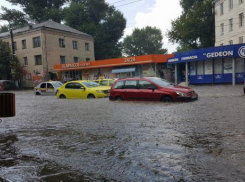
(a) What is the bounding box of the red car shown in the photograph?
[109,77,198,102]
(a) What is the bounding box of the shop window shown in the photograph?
[124,80,137,89]
[224,58,233,74]
[205,60,213,75]
[197,61,204,75]
[214,59,223,74]
[235,58,244,73]
[190,62,196,75]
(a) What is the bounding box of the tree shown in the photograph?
[123,26,168,56]
[0,40,12,79]
[64,0,126,60]
[0,25,9,33]
[167,0,215,52]
[4,0,69,23]
[0,7,28,29]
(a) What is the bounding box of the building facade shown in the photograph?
[0,20,95,87]
[215,0,245,46]
[53,54,174,82]
[168,44,245,85]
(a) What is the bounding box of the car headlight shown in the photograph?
[176,91,187,97]
[96,90,103,93]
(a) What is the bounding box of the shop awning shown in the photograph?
[112,67,136,73]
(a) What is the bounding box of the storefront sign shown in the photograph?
[181,56,198,61]
[204,51,233,58]
[62,62,91,69]
[168,58,179,63]
[124,57,136,63]
[238,46,245,58]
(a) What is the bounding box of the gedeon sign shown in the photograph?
[203,51,233,58]
[62,62,91,69]
[238,46,245,58]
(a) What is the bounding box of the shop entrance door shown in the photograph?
[178,63,186,83]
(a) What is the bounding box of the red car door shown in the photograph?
[138,80,160,101]
[122,80,139,100]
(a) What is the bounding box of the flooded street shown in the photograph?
[1,85,245,181]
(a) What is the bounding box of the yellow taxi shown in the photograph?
[94,79,116,87]
[56,80,110,99]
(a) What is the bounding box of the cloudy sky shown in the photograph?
[0,0,182,53]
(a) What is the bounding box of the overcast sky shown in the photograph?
[0,0,182,53]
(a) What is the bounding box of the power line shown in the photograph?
[115,0,142,8]
[112,0,128,4]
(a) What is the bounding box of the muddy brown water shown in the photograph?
[0,85,245,181]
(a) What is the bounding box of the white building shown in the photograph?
[215,0,245,46]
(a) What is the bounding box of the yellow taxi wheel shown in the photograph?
[60,94,66,99]
[87,94,95,99]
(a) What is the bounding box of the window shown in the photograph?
[100,80,108,86]
[85,43,89,51]
[73,41,78,49]
[23,57,28,66]
[197,61,204,75]
[239,13,244,27]
[229,0,233,9]
[229,19,233,31]
[139,81,157,89]
[220,23,224,35]
[239,0,243,4]
[86,58,90,61]
[220,2,224,15]
[13,42,17,51]
[22,39,26,49]
[229,40,233,45]
[59,38,65,48]
[65,83,82,89]
[74,57,79,63]
[60,56,66,64]
[114,81,124,89]
[35,55,42,65]
[33,37,41,48]
[214,59,223,74]
[236,58,244,73]
[109,80,115,86]
[47,83,54,89]
[239,36,243,43]
[220,43,223,46]
[124,80,137,89]
[40,83,46,88]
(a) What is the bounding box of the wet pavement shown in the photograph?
[0,85,245,182]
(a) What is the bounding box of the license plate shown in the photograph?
[191,95,197,99]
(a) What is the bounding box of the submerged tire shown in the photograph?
[114,96,123,101]
[161,96,173,103]
[87,94,95,99]
[60,94,66,99]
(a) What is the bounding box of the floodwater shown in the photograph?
[1,85,245,181]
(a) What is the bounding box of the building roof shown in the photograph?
[0,20,92,38]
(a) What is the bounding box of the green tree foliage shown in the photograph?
[0,25,9,33]
[0,40,12,79]
[5,0,69,23]
[64,0,126,60]
[167,0,215,52]
[123,26,168,56]
[0,7,28,29]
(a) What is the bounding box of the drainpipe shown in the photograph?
[185,62,189,86]
[232,58,235,86]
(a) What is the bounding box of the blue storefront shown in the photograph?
[168,44,245,85]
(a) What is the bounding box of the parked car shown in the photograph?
[109,77,198,102]
[0,80,19,91]
[56,80,110,99]
[34,81,63,95]
[94,79,116,87]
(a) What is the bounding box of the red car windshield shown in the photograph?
[148,78,172,87]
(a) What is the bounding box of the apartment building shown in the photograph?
[0,20,95,87]
[215,0,245,46]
